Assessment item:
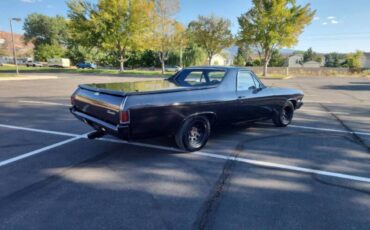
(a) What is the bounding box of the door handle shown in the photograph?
[238,96,246,99]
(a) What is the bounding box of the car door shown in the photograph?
[235,71,273,122]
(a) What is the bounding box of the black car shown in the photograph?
[70,67,303,151]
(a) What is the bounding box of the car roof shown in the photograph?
[184,66,251,71]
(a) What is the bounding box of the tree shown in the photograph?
[150,0,180,74]
[67,0,155,71]
[233,44,252,66]
[23,13,68,47]
[346,50,363,69]
[324,52,346,67]
[269,49,285,67]
[183,43,207,67]
[188,15,234,65]
[34,44,65,61]
[303,47,322,63]
[238,0,315,76]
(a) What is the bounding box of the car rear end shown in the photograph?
[70,86,130,139]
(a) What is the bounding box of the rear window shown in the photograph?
[173,69,226,87]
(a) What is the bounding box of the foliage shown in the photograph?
[67,0,155,71]
[183,43,207,67]
[303,47,322,63]
[150,0,181,74]
[346,50,363,69]
[238,0,315,76]
[324,52,346,67]
[23,13,68,47]
[269,50,285,67]
[188,15,234,65]
[34,44,65,61]
[233,44,253,66]
[66,45,105,65]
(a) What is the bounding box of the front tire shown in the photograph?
[273,101,294,127]
[175,116,210,152]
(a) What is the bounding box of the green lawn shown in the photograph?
[0,66,173,77]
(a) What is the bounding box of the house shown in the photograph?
[285,54,304,67]
[211,53,233,66]
[285,53,324,68]
[360,52,370,69]
[302,61,321,68]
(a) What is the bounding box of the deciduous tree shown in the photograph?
[67,0,155,71]
[188,15,234,65]
[23,13,68,47]
[238,0,315,76]
[150,0,180,74]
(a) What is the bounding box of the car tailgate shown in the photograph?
[72,87,124,125]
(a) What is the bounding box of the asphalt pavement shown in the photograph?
[0,73,369,230]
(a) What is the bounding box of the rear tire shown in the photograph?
[273,101,294,127]
[175,116,210,152]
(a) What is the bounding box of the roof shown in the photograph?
[186,66,247,71]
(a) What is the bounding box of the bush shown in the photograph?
[34,44,65,61]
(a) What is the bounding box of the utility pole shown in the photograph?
[10,18,21,75]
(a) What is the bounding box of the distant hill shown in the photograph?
[0,31,34,57]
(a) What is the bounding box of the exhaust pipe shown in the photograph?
[87,130,106,139]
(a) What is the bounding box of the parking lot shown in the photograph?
[0,74,369,229]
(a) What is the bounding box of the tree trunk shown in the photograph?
[208,55,212,66]
[161,59,165,74]
[119,53,125,72]
[263,61,268,77]
[179,48,183,68]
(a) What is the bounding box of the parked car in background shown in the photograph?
[70,66,304,152]
[47,58,71,68]
[76,62,97,69]
[26,61,43,67]
[165,65,182,72]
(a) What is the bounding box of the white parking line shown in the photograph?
[18,100,70,107]
[0,136,83,167]
[0,123,370,183]
[299,109,349,115]
[0,124,79,137]
[289,125,370,137]
[193,152,370,183]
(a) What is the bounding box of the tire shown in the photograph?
[175,116,211,152]
[273,101,294,127]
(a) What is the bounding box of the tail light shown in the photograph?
[70,95,76,106]
[120,110,129,123]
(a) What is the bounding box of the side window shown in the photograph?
[184,71,206,85]
[208,71,225,84]
[251,73,261,88]
[237,71,256,91]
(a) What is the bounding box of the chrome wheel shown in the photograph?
[187,122,206,148]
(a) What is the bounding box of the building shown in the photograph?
[285,54,304,67]
[285,53,324,68]
[360,52,370,69]
[211,52,233,66]
[302,60,321,68]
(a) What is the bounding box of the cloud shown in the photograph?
[20,0,42,3]
[330,19,339,24]
[327,16,336,20]
[313,16,320,21]
[322,22,328,26]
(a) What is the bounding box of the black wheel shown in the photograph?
[273,101,294,127]
[175,116,210,152]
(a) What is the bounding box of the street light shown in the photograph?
[10,18,22,75]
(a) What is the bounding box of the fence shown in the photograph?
[248,67,365,77]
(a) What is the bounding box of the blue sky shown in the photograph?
[1,0,370,53]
